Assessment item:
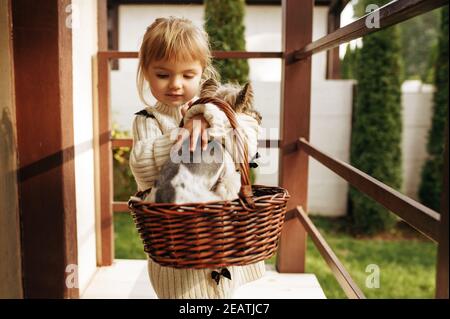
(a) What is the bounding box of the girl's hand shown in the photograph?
[180,103,190,117]
[174,114,210,152]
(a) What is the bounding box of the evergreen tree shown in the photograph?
[341,45,360,80]
[354,1,441,82]
[204,0,249,84]
[341,45,354,79]
[418,7,449,211]
[349,0,403,234]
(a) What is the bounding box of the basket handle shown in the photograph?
[183,97,255,207]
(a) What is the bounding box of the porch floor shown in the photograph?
[81,259,327,299]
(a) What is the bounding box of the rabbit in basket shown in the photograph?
[144,79,262,204]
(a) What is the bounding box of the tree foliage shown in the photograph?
[204,0,249,84]
[349,0,403,234]
[419,6,449,211]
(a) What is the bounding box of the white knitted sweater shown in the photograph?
[129,98,265,299]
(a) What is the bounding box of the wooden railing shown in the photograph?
[95,0,449,299]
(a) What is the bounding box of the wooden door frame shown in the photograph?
[12,0,78,298]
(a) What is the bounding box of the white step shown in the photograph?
[81,259,326,299]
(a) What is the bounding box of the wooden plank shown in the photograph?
[96,53,114,266]
[113,202,130,212]
[326,7,341,79]
[298,138,441,242]
[98,51,138,59]
[97,0,108,51]
[436,123,449,298]
[111,138,281,149]
[107,0,334,6]
[276,0,313,273]
[295,207,366,299]
[107,2,119,70]
[98,51,282,60]
[213,51,282,59]
[0,0,23,299]
[12,0,78,298]
[294,0,448,61]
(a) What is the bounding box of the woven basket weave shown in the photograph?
[128,97,290,269]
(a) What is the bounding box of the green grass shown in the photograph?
[302,217,437,299]
[114,213,437,299]
[114,212,147,259]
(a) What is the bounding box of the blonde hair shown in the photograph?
[137,17,219,107]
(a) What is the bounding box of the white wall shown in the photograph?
[402,81,435,201]
[307,80,355,216]
[72,0,98,294]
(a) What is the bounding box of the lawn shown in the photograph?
[113,213,437,299]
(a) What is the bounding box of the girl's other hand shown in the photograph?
[174,114,209,152]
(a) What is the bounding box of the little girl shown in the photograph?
[130,17,265,299]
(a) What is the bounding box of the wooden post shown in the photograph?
[277,0,313,273]
[436,122,449,298]
[326,7,341,79]
[12,0,78,298]
[0,0,23,298]
[94,52,114,266]
[98,0,108,51]
[92,0,114,267]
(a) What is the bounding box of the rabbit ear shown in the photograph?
[235,82,253,107]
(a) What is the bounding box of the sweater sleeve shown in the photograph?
[129,114,179,191]
[183,103,260,164]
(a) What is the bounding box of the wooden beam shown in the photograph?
[107,0,332,5]
[97,50,283,59]
[12,0,78,298]
[436,122,449,298]
[111,138,281,149]
[298,138,441,242]
[107,1,119,69]
[0,0,23,299]
[98,0,108,51]
[293,0,448,61]
[95,53,114,266]
[276,0,313,273]
[295,206,366,299]
[213,51,282,59]
[326,6,341,79]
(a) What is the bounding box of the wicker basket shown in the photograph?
[128,97,290,269]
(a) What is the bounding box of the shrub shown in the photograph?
[204,0,249,84]
[349,0,403,234]
[419,7,449,211]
